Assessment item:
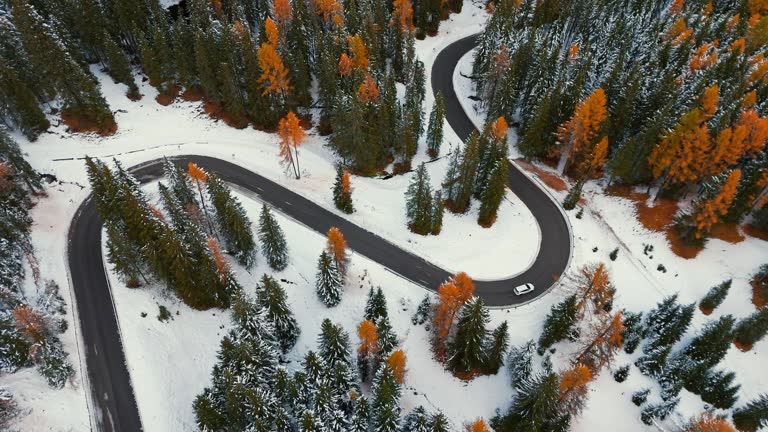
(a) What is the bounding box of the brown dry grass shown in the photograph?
[699,305,713,315]
[155,85,180,106]
[181,88,204,102]
[514,159,568,192]
[202,101,249,129]
[744,224,768,241]
[710,223,746,244]
[61,111,117,136]
[666,229,704,259]
[733,340,753,352]
[752,278,768,309]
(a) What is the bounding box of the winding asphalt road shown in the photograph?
[67,35,571,431]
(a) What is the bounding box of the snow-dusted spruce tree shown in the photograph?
[640,397,679,425]
[448,298,490,374]
[364,287,398,356]
[478,159,508,227]
[332,166,354,214]
[349,395,371,432]
[733,393,768,432]
[318,319,352,368]
[258,203,289,271]
[621,311,644,354]
[163,158,198,209]
[405,163,434,234]
[507,340,535,390]
[206,172,258,268]
[372,364,402,432]
[699,279,732,314]
[401,406,431,431]
[733,307,768,350]
[411,294,432,325]
[430,190,445,234]
[484,321,509,374]
[256,274,299,354]
[493,372,570,431]
[426,92,445,157]
[537,294,578,354]
[636,295,694,376]
[315,251,343,307]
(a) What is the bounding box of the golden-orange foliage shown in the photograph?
[358,74,380,103]
[391,0,414,33]
[572,262,614,316]
[314,0,344,27]
[273,0,292,23]
[693,169,742,238]
[555,88,608,175]
[689,42,718,71]
[489,116,509,142]
[0,163,12,194]
[341,170,352,194]
[749,0,768,15]
[568,43,580,61]
[13,305,46,345]
[748,15,768,52]
[207,237,229,281]
[702,85,720,118]
[731,37,746,54]
[257,19,290,96]
[188,162,208,183]
[464,419,492,432]
[349,35,369,71]
[278,111,305,178]
[357,319,380,356]
[450,272,476,303]
[740,109,768,155]
[711,125,747,174]
[648,108,711,186]
[686,412,738,432]
[727,14,741,32]
[574,311,624,373]
[558,363,593,416]
[748,53,768,85]
[326,227,348,273]
[669,0,684,15]
[386,349,408,384]
[665,18,694,46]
[744,91,758,108]
[338,53,352,76]
[432,281,462,357]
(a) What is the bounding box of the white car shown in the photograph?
[513,283,534,296]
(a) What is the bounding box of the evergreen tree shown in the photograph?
[537,295,578,354]
[621,311,644,354]
[0,61,50,140]
[494,372,570,432]
[426,92,445,157]
[350,395,371,432]
[449,132,481,213]
[316,250,343,307]
[372,365,402,432]
[699,279,732,314]
[478,160,508,227]
[318,318,352,368]
[733,394,768,432]
[401,406,431,432]
[448,298,490,374]
[507,340,535,389]
[365,287,389,322]
[411,294,432,325]
[332,166,354,214]
[484,321,509,374]
[256,274,299,354]
[683,314,735,370]
[207,172,257,268]
[733,308,768,350]
[429,412,451,432]
[258,204,289,271]
[10,0,115,134]
[640,397,679,425]
[700,369,740,410]
[430,190,444,235]
[562,180,584,211]
[405,163,434,234]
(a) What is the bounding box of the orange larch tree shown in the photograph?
[669,0,684,15]
[13,304,46,347]
[573,311,624,373]
[357,319,380,379]
[257,18,291,97]
[278,111,305,179]
[710,125,747,175]
[386,349,408,384]
[358,73,380,103]
[558,363,593,417]
[689,42,719,71]
[569,262,614,318]
[489,116,509,143]
[701,85,720,118]
[737,109,768,156]
[207,237,229,282]
[272,0,292,24]
[326,226,349,276]
[314,0,344,28]
[450,271,476,303]
[348,35,369,71]
[431,272,476,359]
[664,17,693,46]
[686,412,738,432]
[554,88,608,176]
[338,53,352,77]
[464,418,492,432]
[188,162,215,235]
[391,0,415,33]
[648,108,711,190]
[691,169,742,239]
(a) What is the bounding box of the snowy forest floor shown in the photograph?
[3,0,768,430]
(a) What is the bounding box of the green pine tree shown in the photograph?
[537,294,578,354]
[733,393,768,432]
[733,308,768,350]
[258,204,289,271]
[430,190,444,235]
[484,321,509,374]
[426,92,445,157]
[206,172,257,267]
[256,274,299,353]
[318,318,352,368]
[332,166,354,214]
[699,279,732,314]
[478,160,508,227]
[405,163,434,234]
[372,365,402,432]
[494,372,570,432]
[448,298,490,374]
[316,250,343,307]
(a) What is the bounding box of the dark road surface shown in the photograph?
[68,34,571,431]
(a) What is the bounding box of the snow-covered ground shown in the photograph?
[4,0,768,430]
[453,34,768,431]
